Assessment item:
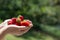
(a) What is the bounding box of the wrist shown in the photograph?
[0,29,7,40]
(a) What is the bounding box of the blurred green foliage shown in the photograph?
[5,31,56,40]
[0,0,60,39]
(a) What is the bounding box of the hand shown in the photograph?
[0,19,33,36]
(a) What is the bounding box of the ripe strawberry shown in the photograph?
[18,15,24,21]
[20,20,30,26]
[20,15,24,21]
[15,22,21,26]
[15,20,21,26]
[11,18,16,24]
[8,21,12,25]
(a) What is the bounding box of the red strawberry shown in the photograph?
[18,15,24,21]
[20,15,24,21]
[15,22,21,26]
[11,18,16,24]
[20,20,30,26]
[8,21,12,25]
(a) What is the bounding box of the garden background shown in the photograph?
[0,0,60,40]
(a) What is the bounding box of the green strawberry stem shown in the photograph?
[17,15,21,18]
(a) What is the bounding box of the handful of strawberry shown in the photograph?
[8,15,30,27]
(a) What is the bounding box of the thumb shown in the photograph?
[0,26,8,34]
[0,19,11,27]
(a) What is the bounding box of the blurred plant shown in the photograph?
[0,0,60,38]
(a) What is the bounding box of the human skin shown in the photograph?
[0,19,33,40]
[0,30,7,40]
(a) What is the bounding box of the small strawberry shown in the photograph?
[8,21,12,25]
[11,18,16,24]
[18,15,24,21]
[15,22,21,26]
[20,20,30,26]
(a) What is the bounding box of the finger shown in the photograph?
[19,26,31,35]
[26,20,33,27]
[0,19,11,28]
[2,19,11,27]
[29,24,33,27]
[4,19,11,23]
[4,19,10,22]
[15,27,31,36]
[8,25,26,28]
[26,20,32,24]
